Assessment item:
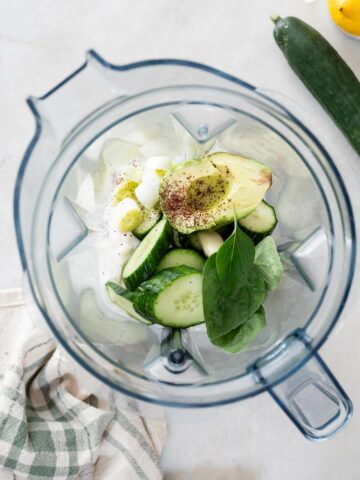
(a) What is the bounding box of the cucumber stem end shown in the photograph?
[271,15,282,24]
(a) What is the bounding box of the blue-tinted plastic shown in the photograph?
[13,52,355,438]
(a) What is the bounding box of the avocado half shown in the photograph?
[159,152,272,234]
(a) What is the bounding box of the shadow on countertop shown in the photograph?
[164,466,260,480]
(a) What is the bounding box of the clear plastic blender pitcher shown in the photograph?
[14,52,356,440]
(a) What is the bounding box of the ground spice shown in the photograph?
[160,170,228,231]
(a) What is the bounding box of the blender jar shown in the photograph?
[14,52,355,440]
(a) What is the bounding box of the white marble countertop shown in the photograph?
[1,0,360,478]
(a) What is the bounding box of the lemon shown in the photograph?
[327,0,360,36]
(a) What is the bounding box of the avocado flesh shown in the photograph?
[160,153,272,234]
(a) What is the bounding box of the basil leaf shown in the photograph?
[212,306,266,353]
[216,220,255,296]
[255,236,283,291]
[202,254,227,337]
[203,254,266,340]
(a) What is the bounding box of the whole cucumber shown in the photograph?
[272,16,360,155]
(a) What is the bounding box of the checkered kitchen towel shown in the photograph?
[0,289,166,480]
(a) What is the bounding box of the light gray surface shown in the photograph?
[1,1,360,479]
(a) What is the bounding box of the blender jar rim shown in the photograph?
[13,53,356,409]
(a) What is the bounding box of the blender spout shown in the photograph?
[25,51,126,143]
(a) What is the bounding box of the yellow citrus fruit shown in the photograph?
[327,0,360,36]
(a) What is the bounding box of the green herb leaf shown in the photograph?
[203,254,266,340]
[255,236,284,291]
[212,306,266,353]
[216,220,255,296]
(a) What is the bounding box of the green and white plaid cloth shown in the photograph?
[0,289,166,480]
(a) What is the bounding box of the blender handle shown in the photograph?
[267,351,352,441]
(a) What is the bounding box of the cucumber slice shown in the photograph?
[156,249,206,272]
[122,218,171,290]
[133,266,204,327]
[239,201,277,242]
[106,281,152,324]
[133,209,162,239]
